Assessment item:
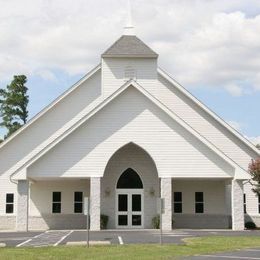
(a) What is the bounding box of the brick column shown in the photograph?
[231,179,244,230]
[16,180,29,231]
[90,177,101,230]
[225,180,232,215]
[160,178,172,230]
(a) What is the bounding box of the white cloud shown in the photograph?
[227,120,243,131]
[225,84,243,97]
[0,0,260,96]
[247,136,260,145]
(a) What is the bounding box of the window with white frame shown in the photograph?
[6,193,14,214]
[244,194,247,214]
[74,192,83,213]
[195,192,204,213]
[52,192,61,213]
[258,194,260,214]
[173,192,182,213]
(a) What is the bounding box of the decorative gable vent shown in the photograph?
[124,66,136,81]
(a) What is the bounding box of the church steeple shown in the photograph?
[124,0,135,36]
[101,0,158,97]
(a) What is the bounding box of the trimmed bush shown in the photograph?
[245,221,257,230]
[151,215,175,229]
[152,215,160,229]
[101,214,109,229]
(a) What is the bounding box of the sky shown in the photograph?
[0,0,259,144]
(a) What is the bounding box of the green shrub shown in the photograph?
[152,215,175,229]
[245,221,257,229]
[152,215,160,229]
[101,214,109,229]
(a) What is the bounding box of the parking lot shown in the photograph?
[0,229,260,248]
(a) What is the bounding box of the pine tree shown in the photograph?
[0,75,29,138]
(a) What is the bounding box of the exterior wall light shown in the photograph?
[149,187,155,197]
[105,188,111,197]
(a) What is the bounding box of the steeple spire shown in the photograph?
[124,0,135,36]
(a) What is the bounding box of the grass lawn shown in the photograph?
[1,236,260,260]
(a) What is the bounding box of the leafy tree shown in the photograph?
[256,144,260,150]
[248,158,260,195]
[0,75,29,138]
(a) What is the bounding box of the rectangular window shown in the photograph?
[74,192,83,213]
[244,194,247,214]
[195,192,204,213]
[6,193,14,214]
[52,192,61,213]
[174,192,182,213]
[258,194,260,214]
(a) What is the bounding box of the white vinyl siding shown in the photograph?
[27,87,233,179]
[29,180,89,216]
[173,180,226,214]
[102,58,157,97]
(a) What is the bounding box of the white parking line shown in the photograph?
[199,255,260,259]
[118,236,124,245]
[54,230,74,246]
[16,231,47,247]
[158,234,193,237]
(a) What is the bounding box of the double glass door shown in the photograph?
[116,189,143,228]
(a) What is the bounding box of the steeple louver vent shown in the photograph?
[125,66,136,81]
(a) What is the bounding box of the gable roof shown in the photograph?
[158,68,260,156]
[0,64,101,150]
[102,35,158,58]
[12,80,249,181]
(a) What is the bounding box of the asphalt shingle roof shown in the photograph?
[102,35,158,58]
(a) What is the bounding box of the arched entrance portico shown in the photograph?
[101,143,159,229]
[116,168,144,228]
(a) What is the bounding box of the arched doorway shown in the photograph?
[101,143,159,229]
[116,168,144,228]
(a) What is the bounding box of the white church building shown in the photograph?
[0,23,259,232]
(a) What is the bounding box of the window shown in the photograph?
[74,192,83,213]
[244,194,247,214]
[52,192,61,213]
[195,192,204,213]
[258,194,260,214]
[6,193,14,214]
[117,168,143,189]
[174,192,182,213]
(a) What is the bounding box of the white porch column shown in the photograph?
[225,180,232,215]
[16,180,29,231]
[231,179,244,230]
[160,178,172,230]
[90,177,101,231]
